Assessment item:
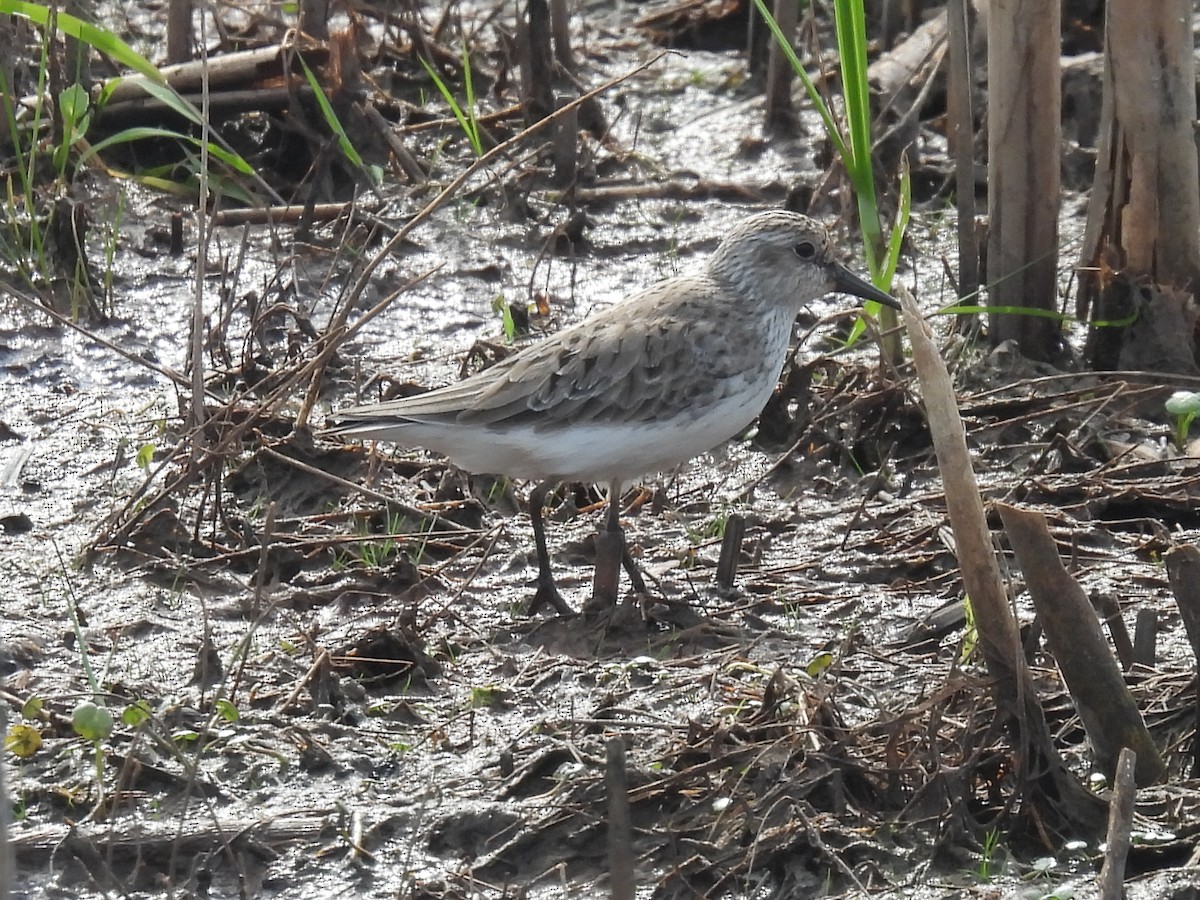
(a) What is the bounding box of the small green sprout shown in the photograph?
[492,295,517,342]
[977,827,1000,881]
[136,442,156,472]
[1165,390,1200,451]
[960,593,978,664]
[54,83,91,177]
[72,701,114,742]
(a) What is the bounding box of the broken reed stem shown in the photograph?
[518,0,554,125]
[1132,608,1158,668]
[1164,545,1200,663]
[1092,592,1134,670]
[899,285,1108,831]
[996,500,1165,785]
[897,287,1024,707]
[1163,544,1200,775]
[552,93,578,189]
[548,0,574,72]
[763,0,798,134]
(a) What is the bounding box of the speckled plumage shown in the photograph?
[330,211,897,483]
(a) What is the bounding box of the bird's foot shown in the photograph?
[527,573,575,616]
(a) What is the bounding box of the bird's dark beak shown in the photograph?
[829,261,901,309]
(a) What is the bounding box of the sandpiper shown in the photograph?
[330,210,900,614]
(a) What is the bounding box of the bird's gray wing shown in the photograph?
[333,276,749,431]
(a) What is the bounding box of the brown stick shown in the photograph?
[211,202,363,227]
[552,93,578,189]
[1164,544,1200,775]
[517,0,554,126]
[605,737,635,900]
[1092,592,1134,671]
[548,0,575,73]
[1132,608,1158,668]
[715,514,746,590]
[1097,746,1137,900]
[1165,545,1200,662]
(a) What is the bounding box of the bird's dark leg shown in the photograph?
[616,490,648,595]
[526,481,575,616]
[591,480,648,606]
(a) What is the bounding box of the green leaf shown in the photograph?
[491,295,517,342]
[121,700,152,727]
[419,55,483,156]
[960,594,978,664]
[215,698,239,723]
[469,685,510,708]
[80,125,255,175]
[58,82,89,132]
[135,442,155,472]
[20,695,44,719]
[100,75,202,127]
[5,723,42,757]
[805,651,834,678]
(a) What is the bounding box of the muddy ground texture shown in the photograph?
[5,2,1200,898]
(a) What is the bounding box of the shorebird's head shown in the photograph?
[708,210,900,312]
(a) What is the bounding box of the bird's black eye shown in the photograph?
[793,241,817,260]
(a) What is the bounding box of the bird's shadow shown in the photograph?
[519,593,746,658]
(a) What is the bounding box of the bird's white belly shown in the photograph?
[400,377,774,483]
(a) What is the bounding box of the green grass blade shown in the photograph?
[934,303,1131,325]
[882,153,911,286]
[833,0,871,182]
[419,55,482,156]
[80,126,255,174]
[832,0,882,274]
[104,76,203,127]
[460,45,481,153]
[296,55,366,169]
